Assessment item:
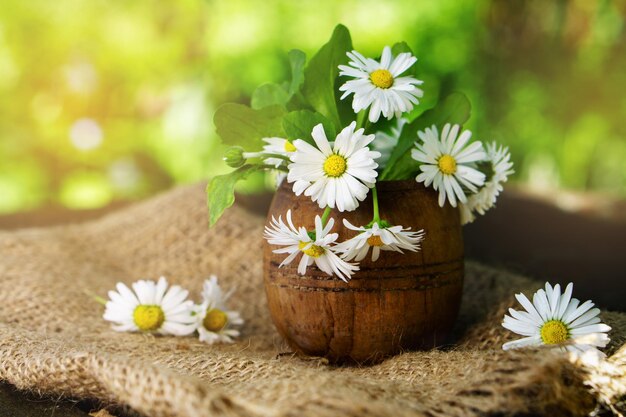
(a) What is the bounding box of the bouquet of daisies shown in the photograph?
[208,25,513,282]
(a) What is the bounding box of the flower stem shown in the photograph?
[321,207,332,228]
[259,163,289,173]
[243,152,291,162]
[356,110,366,130]
[371,186,380,224]
[84,290,107,306]
[363,118,371,134]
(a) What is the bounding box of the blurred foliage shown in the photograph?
[0,0,625,213]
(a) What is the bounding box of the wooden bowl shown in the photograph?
[263,180,464,363]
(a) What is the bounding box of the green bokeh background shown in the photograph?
[0,0,624,213]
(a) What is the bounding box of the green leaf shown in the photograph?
[282,110,336,144]
[380,92,472,180]
[286,91,312,112]
[391,41,413,57]
[206,165,265,227]
[251,50,306,110]
[214,103,286,150]
[335,75,356,127]
[288,49,306,95]
[301,24,352,129]
[251,83,290,109]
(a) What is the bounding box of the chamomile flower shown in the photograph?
[411,124,486,208]
[262,137,296,168]
[460,142,514,225]
[264,210,359,282]
[339,46,424,123]
[262,137,296,185]
[335,220,425,262]
[103,277,196,336]
[288,122,381,212]
[194,276,243,344]
[502,282,611,357]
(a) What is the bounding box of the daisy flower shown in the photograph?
[502,282,611,357]
[339,46,424,123]
[460,142,514,225]
[261,137,296,185]
[411,124,486,207]
[103,277,196,336]
[335,219,425,262]
[194,276,243,344]
[264,210,358,282]
[261,137,296,169]
[287,122,380,212]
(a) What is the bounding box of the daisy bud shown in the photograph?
[223,146,246,168]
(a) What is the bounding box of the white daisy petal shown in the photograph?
[116,282,140,306]
[568,308,601,329]
[556,282,573,319]
[562,298,581,323]
[160,321,196,337]
[502,320,537,336]
[533,289,551,322]
[136,280,158,305]
[161,286,190,311]
[570,323,611,335]
[502,336,541,350]
[566,300,596,324]
[112,322,139,332]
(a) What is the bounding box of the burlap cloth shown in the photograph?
[0,183,624,417]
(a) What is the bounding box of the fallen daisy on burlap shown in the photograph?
[502,282,611,357]
[100,276,243,344]
[103,277,197,336]
[192,275,244,344]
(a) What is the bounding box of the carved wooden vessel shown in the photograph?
[263,180,464,363]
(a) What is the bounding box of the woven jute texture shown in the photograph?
[0,183,624,417]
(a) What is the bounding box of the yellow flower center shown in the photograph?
[370,69,394,89]
[323,154,347,177]
[298,241,325,258]
[133,305,165,331]
[540,320,569,345]
[437,154,457,175]
[203,308,228,332]
[284,141,296,152]
[366,235,384,247]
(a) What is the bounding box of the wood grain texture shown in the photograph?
[263,180,464,363]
